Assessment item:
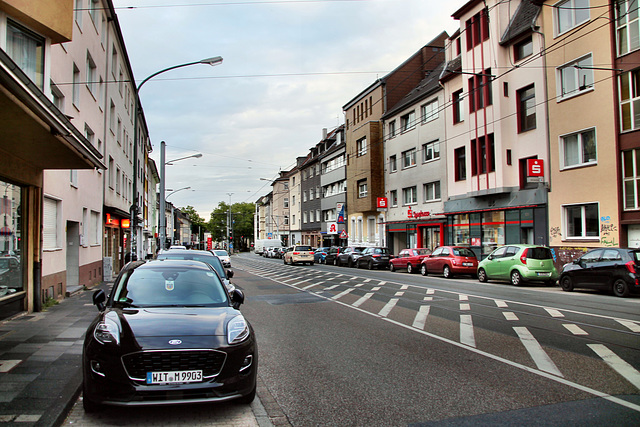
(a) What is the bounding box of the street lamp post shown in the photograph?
[131,56,222,260]
[158,140,202,251]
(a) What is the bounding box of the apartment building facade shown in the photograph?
[319,125,347,247]
[441,0,550,258]
[382,62,448,253]
[0,0,104,318]
[537,0,619,265]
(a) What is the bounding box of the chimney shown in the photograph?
[322,128,328,140]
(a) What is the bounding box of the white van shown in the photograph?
[254,239,284,255]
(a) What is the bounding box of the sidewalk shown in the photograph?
[0,283,273,427]
[0,283,107,426]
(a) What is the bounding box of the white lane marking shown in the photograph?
[400,285,409,290]
[378,298,399,317]
[355,284,364,287]
[395,292,405,297]
[563,324,588,336]
[340,281,349,284]
[364,279,371,283]
[302,283,318,290]
[353,292,374,308]
[412,305,430,330]
[0,360,22,373]
[588,344,640,390]
[378,281,387,286]
[372,286,381,291]
[495,300,508,308]
[544,308,564,318]
[513,327,563,377]
[324,285,339,291]
[617,320,640,333]
[426,289,435,294]
[423,296,433,301]
[460,303,471,311]
[233,260,640,413]
[459,294,468,301]
[460,315,476,347]
[332,288,355,300]
[503,312,519,321]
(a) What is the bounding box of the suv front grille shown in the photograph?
[122,350,226,381]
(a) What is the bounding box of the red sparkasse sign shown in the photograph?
[527,159,544,177]
[377,197,388,209]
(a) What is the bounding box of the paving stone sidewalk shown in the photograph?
[0,283,108,426]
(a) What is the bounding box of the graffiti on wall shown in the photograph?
[600,216,618,247]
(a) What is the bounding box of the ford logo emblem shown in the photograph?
[168,339,182,345]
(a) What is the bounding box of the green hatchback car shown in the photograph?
[477,244,558,286]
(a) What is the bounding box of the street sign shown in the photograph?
[327,222,338,234]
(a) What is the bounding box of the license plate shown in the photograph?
[536,272,552,277]
[146,370,203,384]
[463,262,473,267]
[381,257,389,260]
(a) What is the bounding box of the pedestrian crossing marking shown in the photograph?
[395,292,405,297]
[563,324,588,335]
[460,303,470,311]
[379,298,398,317]
[426,289,435,294]
[460,315,475,347]
[503,312,519,321]
[332,288,354,300]
[372,287,381,291]
[413,305,430,330]
[423,296,433,301]
[324,285,339,291]
[353,292,374,308]
[545,308,564,318]
[588,344,640,390]
[513,327,563,377]
[459,294,468,301]
[495,300,508,308]
[617,320,640,333]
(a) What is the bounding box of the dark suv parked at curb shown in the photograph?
[559,248,640,297]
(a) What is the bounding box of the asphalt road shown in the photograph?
[235,252,640,426]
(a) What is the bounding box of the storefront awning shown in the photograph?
[0,50,105,171]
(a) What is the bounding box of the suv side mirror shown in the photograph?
[231,289,245,309]
[93,289,106,311]
[226,269,234,279]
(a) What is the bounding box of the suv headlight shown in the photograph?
[94,317,121,345]
[227,314,250,344]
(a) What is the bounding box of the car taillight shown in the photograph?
[520,248,528,265]
[293,252,300,255]
[372,254,381,258]
[625,260,636,274]
[310,251,314,255]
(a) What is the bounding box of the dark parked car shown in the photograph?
[390,248,431,273]
[559,248,640,297]
[157,249,235,293]
[82,259,256,411]
[356,247,394,270]
[336,246,366,267]
[314,247,331,264]
[420,246,478,278]
[324,247,343,266]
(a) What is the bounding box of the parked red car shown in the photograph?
[420,246,478,278]
[390,248,432,274]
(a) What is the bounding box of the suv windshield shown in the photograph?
[113,266,228,308]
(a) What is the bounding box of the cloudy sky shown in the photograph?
[111,0,468,219]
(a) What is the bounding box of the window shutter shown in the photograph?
[43,197,58,249]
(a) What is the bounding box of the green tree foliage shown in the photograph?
[208,202,255,249]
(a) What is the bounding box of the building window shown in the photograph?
[91,210,100,245]
[51,82,65,111]
[108,157,114,188]
[564,203,599,239]
[6,20,45,89]
[517,84,536,132]
[421,99,439,124]
[402,148,417,169]
[70,170,78,187]
[284,197,289,208]
[561,128,596,169]
[86,51,97,96]
[390,190,398,207]
[455,146,467,181]
[453,89,464,123]
[422,140,440,162]
[75,0,83,27]
[471,134,495,175]
[616,0,640,56]
[623,149,640,210]
[357,137,367,156]
[555,0,590,35]
[402,186,417,205]
[619,69,640,131]
[72,63,81,107]
[514,36,533,62]
[465,9,490,50]
[389,155,397,173]
[558,55,594,99]
[389,120,396,138]
[85,124,95,146]
[469,69,492,113]
[44,197,60,249]
[401,111,416,132]
[358,180,368,198]
[424,181,441,202]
